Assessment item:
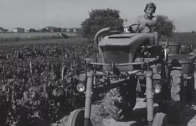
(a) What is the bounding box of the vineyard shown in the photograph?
[0,38,97,126]
[0,32,196,126]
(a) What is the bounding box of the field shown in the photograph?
[0,32,79,42]
[0,32,196,126]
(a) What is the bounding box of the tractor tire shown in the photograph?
[166,70,185,124]
[67,109,85,126]
[186,75,194,102]
[103,80,137,121]
[152,113,168,126]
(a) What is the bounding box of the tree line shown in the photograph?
[80,8,176,42]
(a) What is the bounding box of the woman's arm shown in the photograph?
[146,16,157,26]
[138,16,157,32]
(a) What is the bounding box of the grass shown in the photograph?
[0,37,88,46]
[0,32,78,38]
[162,32,196,45]
[0,32,196,47]
[0,32,81,42]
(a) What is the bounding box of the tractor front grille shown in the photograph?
[102,46,130,64]
[101,46,134,71]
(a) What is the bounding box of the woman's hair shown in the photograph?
[144,3,156,13]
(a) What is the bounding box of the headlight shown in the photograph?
[153,80,162,94]
[77,83,86,93]
[153,84,162,94]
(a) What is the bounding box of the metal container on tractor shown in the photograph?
[65,24,196,126]
[167,41,181,55]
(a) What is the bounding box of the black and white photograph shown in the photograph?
[0,0,196,126]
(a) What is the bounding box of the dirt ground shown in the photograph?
[52,98,196,126]
[100,98,196,126]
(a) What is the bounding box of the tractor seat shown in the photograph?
[99,32,159,48]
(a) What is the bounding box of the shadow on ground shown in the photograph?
[180,103,196,126]
[126,102,196,126]
[101,96,196,126]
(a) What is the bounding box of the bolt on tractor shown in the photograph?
[66,24,196,126]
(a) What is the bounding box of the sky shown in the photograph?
[0,0,195,32]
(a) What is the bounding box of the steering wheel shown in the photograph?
[128,24,139,33]
[128,23,152,33]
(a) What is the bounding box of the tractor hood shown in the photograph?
[97,32,159,71]
[99,33,157,47]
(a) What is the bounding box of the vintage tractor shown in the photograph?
[66,24,195,126]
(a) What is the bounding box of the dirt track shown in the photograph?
[52,98,196,126]
[101,98,196,126]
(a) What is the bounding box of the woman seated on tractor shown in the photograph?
[129,3,160,46]
[129,2,158,33]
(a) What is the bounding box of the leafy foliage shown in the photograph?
[0,40,97,126]
[81,8,124,41]
[156,15,176,37]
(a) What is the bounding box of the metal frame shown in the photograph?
[82,27,167,126]
[83,60,156,126]
[68,27,196,126]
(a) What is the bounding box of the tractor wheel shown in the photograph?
[186,75,194,102]
[103,81,137,121]
[67,109,85,126]
[166,70,185,124]
[152,113,168,126]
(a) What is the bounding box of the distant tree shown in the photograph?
[53,28,62,32]
[155,15,176,37]
[191,30,195,33]
[80,8,124,42]
[41,28,50,32]
[3,29,9,33]
[29,28,37,32]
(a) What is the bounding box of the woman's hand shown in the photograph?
[139,21,147,31]
[139,21,152,33]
